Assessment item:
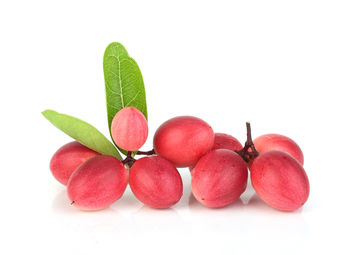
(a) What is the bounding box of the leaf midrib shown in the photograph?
[117,54,124,108]
[108,43,125,109]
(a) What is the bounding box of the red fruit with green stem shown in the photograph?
[129,156,183,209]
[111,106,148,151]
[191,149,248,208]
[67,155,128,211]
[250,151,309,211]
[50,141,100,185]
[153,116,214,167]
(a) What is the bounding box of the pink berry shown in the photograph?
[67,155,128,211]
[253,134,304,165]
[189,133,243,171]
[111,107,148,151]
[153,116,214,167]
[129,156,183,209]
[212,133,243,151]
[50,141,99,185]
[250,151,309,211]
[191,149,248,208]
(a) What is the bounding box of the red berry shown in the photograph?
[191,149,248,208]
[189,133,243,171]
[212,133,243,151]
[67,155,128,211]
[129,156,183,209]
[50,141,99,185]
[111,107,148,151]
[250,151,309,211]
[253,134,304,165]
[153,116,214,167]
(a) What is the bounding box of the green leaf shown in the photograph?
[42,110,122,160]
[103,42,148,155]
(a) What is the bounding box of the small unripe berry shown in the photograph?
[153,116,214,167]
[50,141,99,185]
[111,107,148,151]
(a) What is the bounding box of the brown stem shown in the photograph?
[235,122,259,162]
[136,149,155,156]
[247,123,259,159]
[122,151,136,168]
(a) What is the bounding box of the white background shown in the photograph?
[1,0,349,254]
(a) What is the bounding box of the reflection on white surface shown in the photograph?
[50,170,309,237]
[11,156,342,255]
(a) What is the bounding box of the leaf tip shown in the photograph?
[104,42,129,60]
[41,109,50,117]
[42,109,58,119]
[107,41,125,48]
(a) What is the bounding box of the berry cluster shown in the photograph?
[45,42,309,212]
[49,106,309,211]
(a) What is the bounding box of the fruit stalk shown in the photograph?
[122,151,136,168]
[235,122,259,162]
[136,149,156,155]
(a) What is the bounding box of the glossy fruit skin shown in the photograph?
[191,149,248,208]
[253,134,304,165]
[212,133,243,151]
[189,133,243,171]
[250,151,309,211]
[129,156,183,209]
[50,141,100,185]
[111,107,148,151]
[153,116,214,167]
[67,155,128,211]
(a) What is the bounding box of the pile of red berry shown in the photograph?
[44,42,309,212]
[49,106,309,212]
